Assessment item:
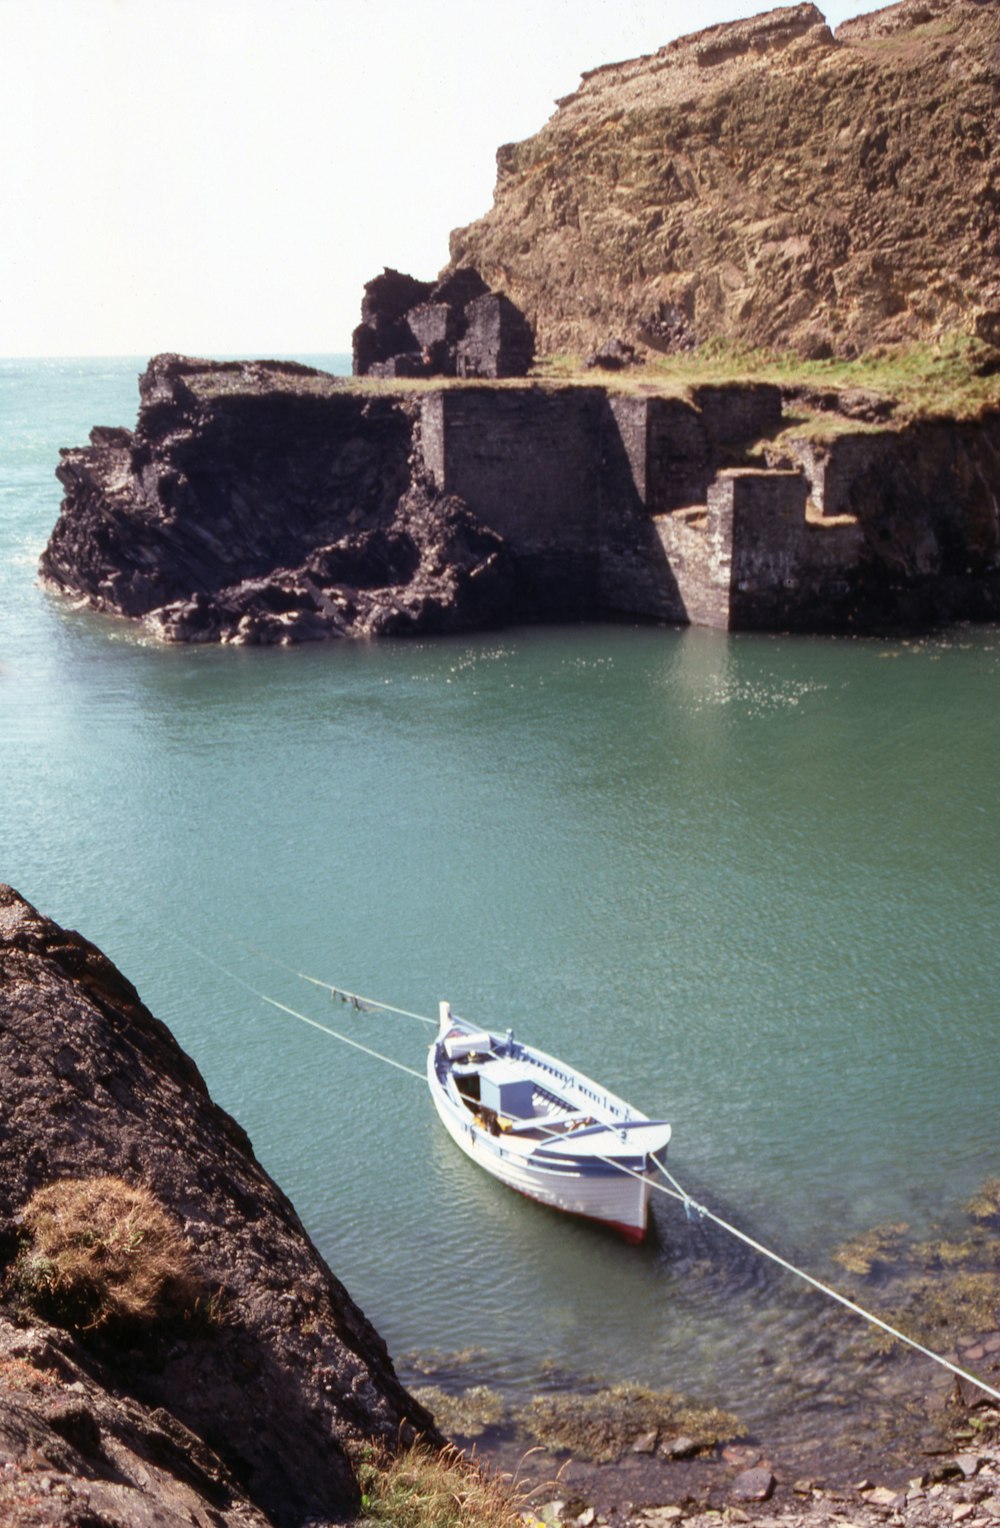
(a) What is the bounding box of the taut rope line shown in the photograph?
[650,1160,1000,1404]
[178,939,1000,1407]
[180,919,440,1027]
[180,938,426,1081]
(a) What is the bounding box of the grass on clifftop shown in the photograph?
[539,334,1000,421]
[188,332,1000,431]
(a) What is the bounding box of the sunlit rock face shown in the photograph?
[449,0,1000,360]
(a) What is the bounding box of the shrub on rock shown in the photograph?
[13,1176,199,1333]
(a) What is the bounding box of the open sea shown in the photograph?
[2,354,999,1462]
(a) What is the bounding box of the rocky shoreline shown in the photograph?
[515,1451,1000,1528]
[40,354,1000,643]
[414,1342,1000,1528]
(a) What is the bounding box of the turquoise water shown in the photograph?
[2,356,999,1443]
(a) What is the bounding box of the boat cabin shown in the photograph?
[478,1059,535,1119]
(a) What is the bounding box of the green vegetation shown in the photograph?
[518,1382,744,1463]
[330,334,1000,445]
[537,334,1000,421]
[183,333,1000,448]
[8,1175,202,1335]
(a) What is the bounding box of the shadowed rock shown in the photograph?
[0,884,440,1526]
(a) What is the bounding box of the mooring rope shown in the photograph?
[180,939,426,1081]
[181,920,441,1027]
[176,938,1000,1407]
[297,972,438,1026]
[647,1160,1000,1404]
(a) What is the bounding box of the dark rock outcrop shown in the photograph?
[0,884,440,1526]
[352,266,534,379]
[41,354,513,645]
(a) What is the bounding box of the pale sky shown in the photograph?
[2,0,886,359]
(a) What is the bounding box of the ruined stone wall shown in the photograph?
[420,388,605,619]
[654,508,730,629]
[417,387,999,633]
[725,470,862,631]
[787,418,1000,626]
[598,397,688,621]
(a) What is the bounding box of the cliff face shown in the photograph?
[448,0,1000,360]
[0,885,439,1527]
[41,354,513,645]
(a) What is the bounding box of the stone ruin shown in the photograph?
[352,266,535,380]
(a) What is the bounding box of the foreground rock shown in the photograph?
[0,884,439,1526]
[450,0,1000,359]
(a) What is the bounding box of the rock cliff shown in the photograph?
[0,884,439,1527]
[42,354,514,644]
[448,0,1000,360]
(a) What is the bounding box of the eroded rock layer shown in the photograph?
[41,355,1000,640]
[448,0,1000,359]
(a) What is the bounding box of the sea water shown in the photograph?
[2,356,999,1447]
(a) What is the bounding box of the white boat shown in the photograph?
[427,1003,672,1242]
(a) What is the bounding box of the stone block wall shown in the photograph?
[683,470,865,630]
[416,385,999,633]
[649,469,865,630]
[420,388,604,618]
[691,383,783,448]
[655,507,731,628]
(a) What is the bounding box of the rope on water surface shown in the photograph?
[179,937,427,1081]
[178,919,440,1027]
[297,971,437,1026]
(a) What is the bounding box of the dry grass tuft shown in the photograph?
[12,1176,200,1333]
[357,1441,527,1528]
